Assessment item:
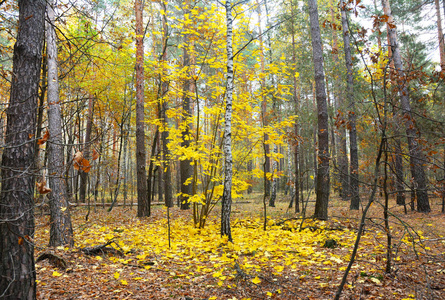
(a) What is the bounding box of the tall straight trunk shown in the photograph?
[0,0,45,298]
[79,95,93,203]
[331,3,349,201]
[290,4,300,213]
[46,0,74,246]
[256,0,271,198]
[340,0,360,210]
[180,31,193,210]
[135,0,149,217]
[160,1,173,207]
[435,0,445,70]
[308,0,330,220]
[221,0,234,242]
[382,0,430,212]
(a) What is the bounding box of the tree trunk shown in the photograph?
[256,1,271,198]
[135,0,149,217]
[180,30,193,210]
[160,1,173,208]
[79,95,93,204]
[340,0,360,210]
[308,0,330,220]
[0,0,45,298]
[46,0,74,246]
[435,0,445,70]
[221,0,234,242]
[332,3,349,201]
[382,0,430,212]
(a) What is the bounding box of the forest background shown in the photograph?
[0,0,444,299]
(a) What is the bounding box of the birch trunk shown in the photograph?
[308,0,330,220]
[135,0,149,217]
[382,0,430,212]
[221,0,234,242]
[46,0,74,246]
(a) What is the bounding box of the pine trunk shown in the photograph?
[340,0,360,210]
[382,0,430,212]
[135,0,149,217]
[308,0,330,220]
[0,0,45,297]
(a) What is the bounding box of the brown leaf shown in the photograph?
[37,131,49,145]
[36,181,52,194]
[92,148,99,161]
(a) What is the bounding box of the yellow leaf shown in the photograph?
[114,272,120,280]
[52,271,62,277]
[266,292,273,296]
[60,207,67,212]
[251,276,261,284]
[120,279,128,285]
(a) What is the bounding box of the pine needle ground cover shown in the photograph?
[35,200,445,299]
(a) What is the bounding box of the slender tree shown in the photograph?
[221,0,234,242]
[340,0,360,210]
[135,0,149,217]
[46,0,74,246]
[382,0,430,212]
[308,0,330,220]
[0,0,45,298]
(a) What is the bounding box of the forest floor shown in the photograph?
[34,193,445,299]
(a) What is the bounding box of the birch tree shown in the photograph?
[221,0,234,242]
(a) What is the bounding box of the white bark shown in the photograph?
[221,0,234,242]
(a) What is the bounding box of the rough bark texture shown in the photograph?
[46,0,74,246]
[340,0,360,210]
[382,0,430,212]
[221,0,234,242]
[0,0,45,298]
[308,0,330,220]
[135,0,149,217]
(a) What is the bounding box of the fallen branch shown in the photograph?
[36,252,68,269]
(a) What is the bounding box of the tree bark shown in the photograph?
[308,0,330,220]
[135,0,149,217]
[221,0,234,242]
[46,0,74,246]
[0,0,45,298]
[382,0,430,212]
[340,0,360,210]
